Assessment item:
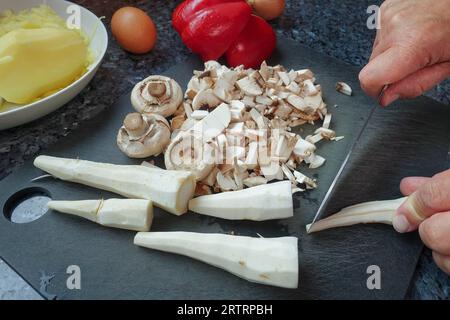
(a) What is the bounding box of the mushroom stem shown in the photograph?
[148,81,166,98]
[123,113,148,137]
[306,197,406,233]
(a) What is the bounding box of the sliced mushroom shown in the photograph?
[201,167,219,187]
[192,89,222,110]
[117,113,171,158]
[236,76,263,96]
[195,182,212,196]
[274,134,298,162]
[229,100,246,122]
[315,127,336,140]
[304,94,323,112]
[213,70,238,101]
[249,108,268,129]
[336,82,352,96]
[191,110,209,120]
[164,133,216,180]
[322,113,332,129]
[170,115,186,131]
[260,161,284,182]
[303,79,318,96]
[287,94,310,113]
[216,171,238,191]
[259,61,270,81]
[131,75,183,117]
[293,138,316,158]
[277,71,291,86]
[305,153,326,169]
[293,170,317,189]
[296,69,314,82]
[243,176,267,188]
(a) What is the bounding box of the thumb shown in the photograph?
[393,170,450,233]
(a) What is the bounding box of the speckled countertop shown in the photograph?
[0,0,449,299]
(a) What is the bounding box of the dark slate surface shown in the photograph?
[0,0,449,299]
[1,44,449,299]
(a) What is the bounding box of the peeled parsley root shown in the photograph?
[134,232,298,289]
[48,199,153,231]
[34,156,196,215]
[306,197,407,233]
[189,181,293,221]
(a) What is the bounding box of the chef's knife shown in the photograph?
[307,85,388,231]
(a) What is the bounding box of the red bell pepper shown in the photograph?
[225,15,276,68]
[172,0,242,33]
[180,2,252,61]
[172,0,277,67]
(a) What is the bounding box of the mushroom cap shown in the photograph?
[117,113,171,158]
[131,75,183,117]
[164,133,216,180]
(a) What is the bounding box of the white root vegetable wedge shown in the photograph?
[306,197,407,233]
[134,232,299,289]
[188,181,293,221]
[34,156,195,215]
[48,199,153,231]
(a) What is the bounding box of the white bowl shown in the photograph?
[0,0,108,130]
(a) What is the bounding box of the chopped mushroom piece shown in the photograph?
[336,82,352,96]
[322,113,332,129]
[216,171,238,191]
[249,108,268,129]
[236,76,263,96]
[305,154,326,169]
[191,110,209,120]
[306,133,323,144]
[315,127,336,140]
[296,69,314,82]
[293,170,317,189]
[192,88,222,110]
[243,176,268,188]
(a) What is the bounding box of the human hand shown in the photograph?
[393,169,450,274]
[359,0,450,106]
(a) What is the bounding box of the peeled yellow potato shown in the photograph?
[0,28,88,104]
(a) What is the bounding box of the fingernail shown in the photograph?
[393,214,411,233]
[382,94,399,107]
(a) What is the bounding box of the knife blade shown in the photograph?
[307,85,389,231]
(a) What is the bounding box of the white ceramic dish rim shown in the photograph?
[0,0,108,116]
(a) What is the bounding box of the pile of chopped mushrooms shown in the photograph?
[117,61,346,196]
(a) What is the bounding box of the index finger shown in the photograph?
[359,46,428,98]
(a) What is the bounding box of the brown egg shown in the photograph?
[250,0,285,21]
[111,7,157,54]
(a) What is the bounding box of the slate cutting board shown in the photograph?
[1,39,449,299]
